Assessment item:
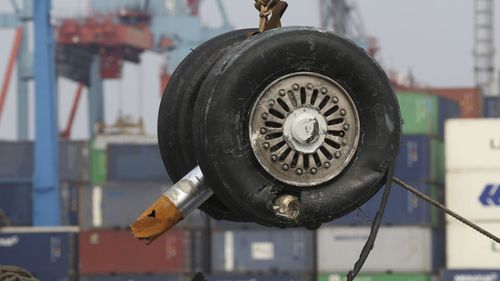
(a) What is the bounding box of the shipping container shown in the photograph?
[317,273,433,281]
[79,229,188,275]
[80,183,204,229]
[442,270,500,281]
[446,119,500,171]
[0,183,32,226]
[395,87,482,118]
[446,171,500,222]
[0,141,90,182]
[0,183,82,227]
[80,275,180,281]
[90,135,157,185]
[438,97,460,139]
[107,144,171,182]
[90,148,107,185]
[484,96,500,118]
[427,87,482,118]
[60,183,81,226]
[446,222,500,269]
[396,93,439,137]
[395,135,443,183]
[207,275,312,281]
[333,181,440,226]
[317,226,444,273]
[0,227,78,281]
[0,141,33,179]
[211,229,314,274]
[60,141,89,182]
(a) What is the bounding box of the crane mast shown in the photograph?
[474,0,495,95]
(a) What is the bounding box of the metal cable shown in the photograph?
[393,177,500,245]
[0,265,38,281]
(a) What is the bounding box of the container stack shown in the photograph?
[0,141,88,227]
[317,91,460,281]
[208,220,314,281]
[81,134,205,281]
[443,119,500,279]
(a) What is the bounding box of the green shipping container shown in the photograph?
[397,92,439,136]
[318,273,432,281]
[90,148,106,184]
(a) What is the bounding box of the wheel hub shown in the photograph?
[283,107,328,154]
[249,72,360,187]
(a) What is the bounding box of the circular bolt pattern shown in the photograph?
[249,72,360,187]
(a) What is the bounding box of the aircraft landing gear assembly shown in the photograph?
[131,26,402,240]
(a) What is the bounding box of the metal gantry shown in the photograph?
[474,0,496,95]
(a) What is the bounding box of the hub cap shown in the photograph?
[249,72,360,186]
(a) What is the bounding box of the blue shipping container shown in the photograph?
[0,183,32,226]
[80,276,180,281]
[484,97,500,118]
[0,183,80,227]
[0,228,78,281]
[107,144,171,182]
[207,275,312,281]
[332,181,441,226]
[438,97,460,138]
[394,135,441,183]
[443,270,500,281]
[211,229,314,274]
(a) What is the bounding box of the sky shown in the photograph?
[0,0,498,140]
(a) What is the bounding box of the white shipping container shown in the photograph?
[317,226,442,273]
[446,119,500,171]
[446,222,500,269]
[446,171,500,222]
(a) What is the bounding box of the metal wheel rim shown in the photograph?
[249,72,360,187]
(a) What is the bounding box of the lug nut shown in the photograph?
[296,168,303,175]
[340,109,346,116]
[311,168,318,174]
[343,124,350,131]
[260,128,267,134]
[283,164,289,171]
[324,162,330,169]
[334,152,341,159]
[269,100,275,106]
[273,195,300,221]
[342,139,348,145]
[279,89,286,96]
[332,96,339,103]
[321,88,328,94]
[262,113,269,119]
[264,143,270,149]
[271,155,278,161]
[292,84,299,90]
[307,83,313,90]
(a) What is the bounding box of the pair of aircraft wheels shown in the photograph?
[158,27,401,228]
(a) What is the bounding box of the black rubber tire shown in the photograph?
[158,29,257,221]
[193,27,401,228]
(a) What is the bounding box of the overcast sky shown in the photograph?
[0,0,498,140]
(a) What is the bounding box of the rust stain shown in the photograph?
[130,195,183,244]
